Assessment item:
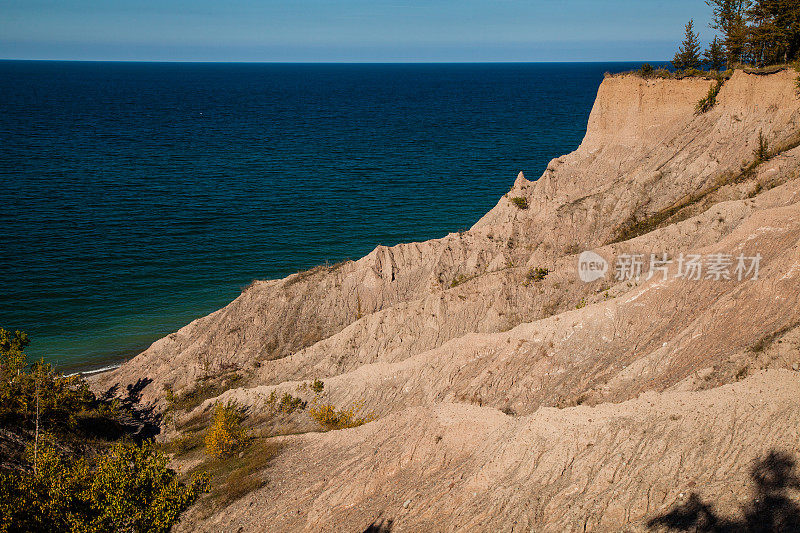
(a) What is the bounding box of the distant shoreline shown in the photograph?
[68,362,122,378]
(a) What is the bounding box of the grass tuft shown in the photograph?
[755,129,769,163]
[189,438,281,518]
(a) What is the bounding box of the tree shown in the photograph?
[0,328,209,532]
[704,36,727,70]
[706,0,753,65]
[747,0,800,64]
[673,20,703,71]
[0,328,93,432]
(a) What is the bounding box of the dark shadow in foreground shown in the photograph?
[363,518,394,532]
[82,377,161,442]
[648,450,800,532]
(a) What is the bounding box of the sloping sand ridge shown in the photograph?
[97,68,800,532]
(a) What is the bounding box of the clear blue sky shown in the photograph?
[1,0,715,62]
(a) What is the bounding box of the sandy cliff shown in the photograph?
[97,69,800,532]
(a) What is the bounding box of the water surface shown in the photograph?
[0,61,647,371]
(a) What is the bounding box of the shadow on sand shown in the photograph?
[81,377,161,441]
[648,450,800,532]
[363,518,394,532]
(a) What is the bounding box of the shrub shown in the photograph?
[696,79,724,114]
[526,267,550,284]
[0,440,208,533]
[679,68,706,78]
[205,401,249,458]
[266,391,307,413]
[308,400,376,431]
[0,328,208,531]
[278,392,306,413]
[639,63,654,77]
[510,197,529,210]
[296,379,324,395]
[310,378,324,395]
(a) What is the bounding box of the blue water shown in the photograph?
[0,61,644,372]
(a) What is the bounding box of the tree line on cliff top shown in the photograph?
[673,1,800,72]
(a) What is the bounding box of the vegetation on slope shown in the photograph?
[610,128,800,244]
[159,377,376,520]
[0,327,208,532]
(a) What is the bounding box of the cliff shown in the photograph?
[97,69,800,532]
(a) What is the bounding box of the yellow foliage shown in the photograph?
[308,399,376,431]
[205,401,249,458]
[0,440,208,533]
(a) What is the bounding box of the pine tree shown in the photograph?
[747,0,800,64]
[704,36,727,71]
[706,0,752,65]
[698,0,800,68]
[673,20,703,71]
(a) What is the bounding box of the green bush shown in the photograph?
[0,328,94,432]
[639,63,654,77]
[510,197,529,209]
[696,79,724,114]
[310,378,324,395]
[266,391,307,414]
[278,392,306,413]
[523,267,550,286]
[679,68,707,78]
[308,399,376,431]
[0,328,209,531]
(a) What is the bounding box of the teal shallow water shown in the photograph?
[0,61,652,372]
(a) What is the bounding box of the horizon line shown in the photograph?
[0,58,670,64]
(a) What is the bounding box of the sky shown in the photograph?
[0,0,716,62]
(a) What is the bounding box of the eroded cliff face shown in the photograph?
[97,69,800,532]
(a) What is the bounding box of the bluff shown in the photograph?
[97,69,800,532]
